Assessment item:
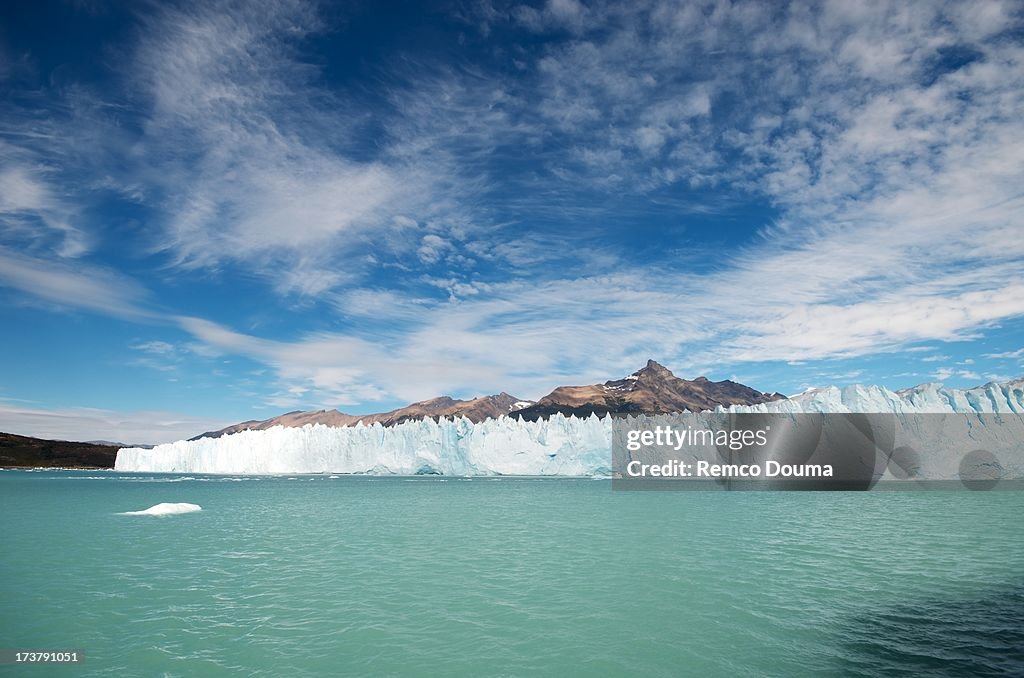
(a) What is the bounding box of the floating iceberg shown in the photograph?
[118,502,202,516]
[115,380,1024,477]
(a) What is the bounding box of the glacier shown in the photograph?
[115,380,1024,478]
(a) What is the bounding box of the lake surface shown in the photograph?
[2,471,1023,676]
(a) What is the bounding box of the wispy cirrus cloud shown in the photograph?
[986,348,1024,360]
[0,146,90,258]
[0,248,152,319]
[126,0,495,293]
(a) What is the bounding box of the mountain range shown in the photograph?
[195,360,784,439]
[193,392,531,439]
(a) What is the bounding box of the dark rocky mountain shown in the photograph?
[511,360,784,421]
[193,392,532,440]
[0,432,119,468]
[195,360,784,439]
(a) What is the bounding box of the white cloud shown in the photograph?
[986,348,1024,360]
[417,234,452,265]
[132,340,176,356]
[274,264,352,298]
[0,249,151,319]
[515,0,590,34]
[827,370,864,381]
[0,163,88,258]
[932,367,984,383]
[0,167,48,212]
[130,0,467,291]
[716,285,1024,363]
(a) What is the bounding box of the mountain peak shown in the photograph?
[634,359,674,379]
[513,360,783,420]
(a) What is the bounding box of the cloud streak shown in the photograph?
[0,402,229,445]
[0,249,153,320]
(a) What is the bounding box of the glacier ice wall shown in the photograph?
[115,380,1024,476]
[115,412,613,475]
[729,380,1024,415]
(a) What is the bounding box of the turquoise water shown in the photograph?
[2,471,1023,676]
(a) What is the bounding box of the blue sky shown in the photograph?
[1,0,1023,443]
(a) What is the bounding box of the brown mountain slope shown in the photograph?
[193,392,531,440]
[369,393,531,426]
[512,360,784,421]
[0,432,119,468]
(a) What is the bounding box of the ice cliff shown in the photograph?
[731,380,1024,415]
[115,380,1024,476]
[115,412,613,476]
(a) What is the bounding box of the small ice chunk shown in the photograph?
[119,502,202,516]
